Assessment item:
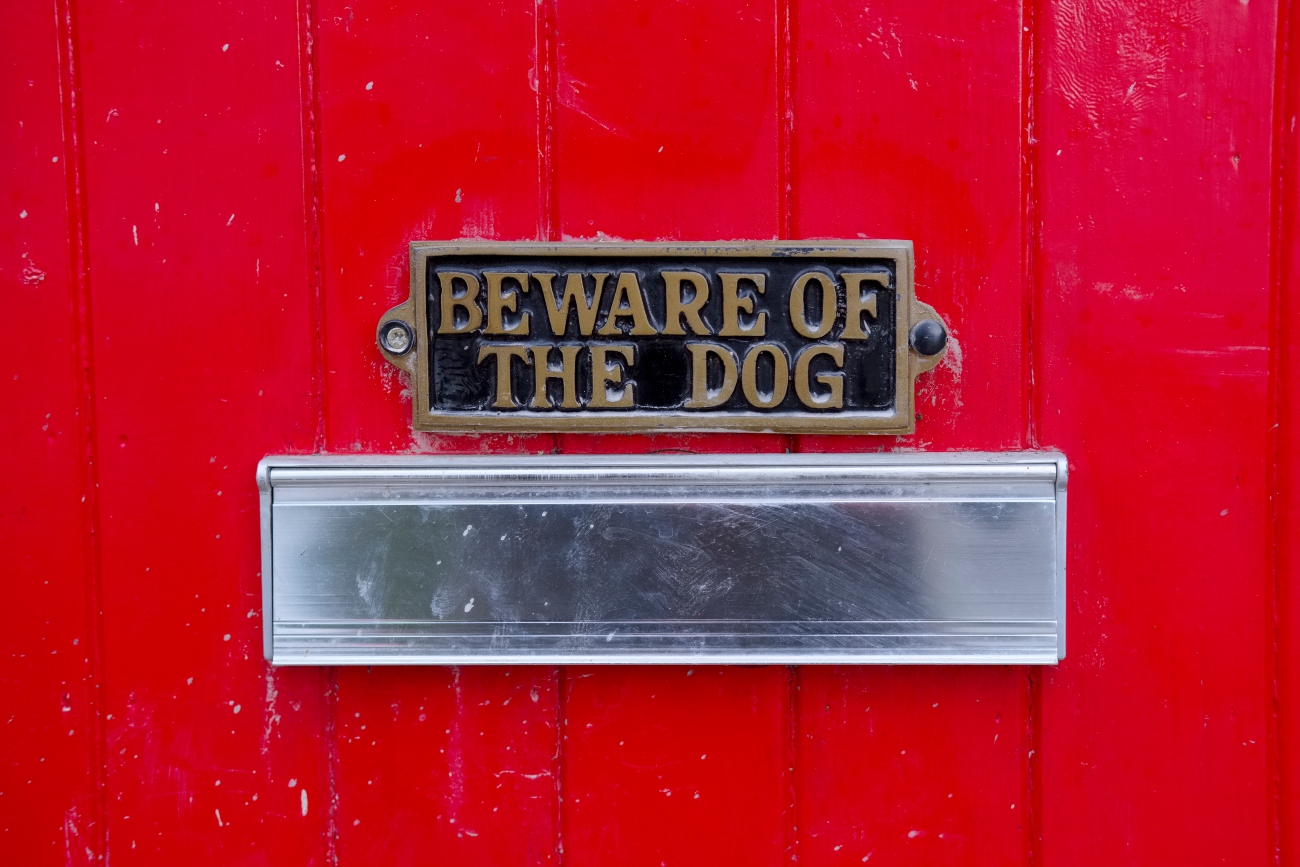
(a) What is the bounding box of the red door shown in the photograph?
[3,0,1296,864]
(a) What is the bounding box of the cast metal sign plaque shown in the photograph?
[259,453,1066,665]
[378,242,948,434]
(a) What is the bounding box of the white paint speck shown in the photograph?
[52,156,58,163]
[464,598,475,613]
[226,214,235,226]
[223,634,231,641]
[365,81,374,90]
[222,43,229,52]
[232,704,241,714]
[301,788,308,816]
[337,154,346,162]
[19,210,28,219]
[132,225,138,245]
[215,809,223,827]
[463,524,473,536]
[541,511,547,517]
[500,534,507,541]
[908,830,920,839]
[288,778,297,787]
[454,189,463,203]
[1221,509,1229,516]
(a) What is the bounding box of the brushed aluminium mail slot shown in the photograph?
[258,453,1067,665]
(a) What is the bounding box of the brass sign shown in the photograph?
[378,242,948,434]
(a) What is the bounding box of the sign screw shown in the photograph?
[909,319,947,356]
[380,321,414,355]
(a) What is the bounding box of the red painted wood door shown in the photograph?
[3,0,1297,864]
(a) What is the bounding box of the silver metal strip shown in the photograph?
[259,452,1067,665]
[257,461,274,663]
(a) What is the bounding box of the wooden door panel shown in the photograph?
[562,667,790,867]
[552,0,781,242]
[1279,0,1300,858]
[790,2,1029,862]
[549,3,790,863]
[315,0,551,453]
[796,668,1026,865]
[72,0,332,862]
[312,2,562,862]
[0,2,99,859]
[1036,0,1277,860]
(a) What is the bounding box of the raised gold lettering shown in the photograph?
[685,343,738,408]
[840,272,884,340]
[483,272,531,336]
[476,344,528,409]
[794,343,845,409]
[718,273,767,337]
[537,271,606,337]
[662,270,711,336]
[740,343,790,409]
[438,270,483,334]
[598,272,657,336]
[789,271,836,339]
[589,344,635,408]
[530,344,582,409]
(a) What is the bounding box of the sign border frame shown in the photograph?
[380,240,946,434]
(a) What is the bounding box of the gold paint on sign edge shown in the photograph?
[378,241,947,435]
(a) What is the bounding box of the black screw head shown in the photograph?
[909,319,947,356]
[380,320,414,355]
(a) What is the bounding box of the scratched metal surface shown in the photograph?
[261,453,1066,664]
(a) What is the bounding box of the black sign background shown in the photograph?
[424,254,898,415]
